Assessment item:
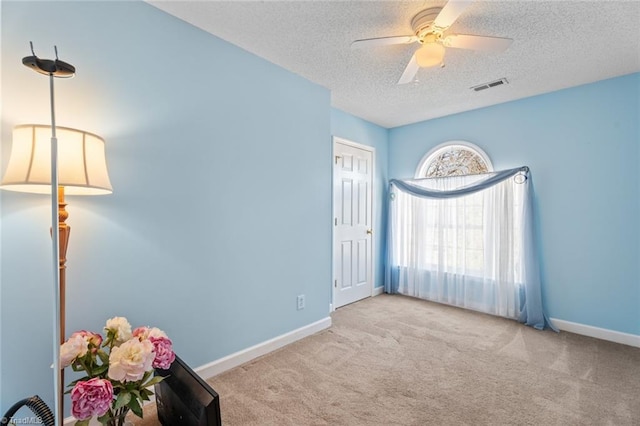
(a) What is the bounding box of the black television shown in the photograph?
[154,354,222,426]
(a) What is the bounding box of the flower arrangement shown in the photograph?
[59,316,175,426]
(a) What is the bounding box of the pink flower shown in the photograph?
[132,327,174,369]
[150,336,175,369]
[132,326,149,339]
[70,378,113,420]
[133,326,167,341]
[71,330,103,353]
[108,338,154,382]
[60,334,88,368]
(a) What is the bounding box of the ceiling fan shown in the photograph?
[351,0,513,85]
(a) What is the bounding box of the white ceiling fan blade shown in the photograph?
[397,53,419,85]
[351,35,418,49]
[443,34,513,52]
[434,0,475,29]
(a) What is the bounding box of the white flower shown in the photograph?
[60,334,88,367]
[105,316,132,344]
[107,338,154,382]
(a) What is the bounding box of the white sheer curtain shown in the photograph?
[387,170,528,321]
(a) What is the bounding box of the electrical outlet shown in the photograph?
[297,294,305,310]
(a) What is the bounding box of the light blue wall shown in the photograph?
[389,73,640,336]
[2,0,637,418]
[1,0,331,413]
[330,108,389,288]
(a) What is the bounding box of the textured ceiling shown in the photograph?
[149,1,640,128]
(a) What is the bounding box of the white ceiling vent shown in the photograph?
[471,78,509,92]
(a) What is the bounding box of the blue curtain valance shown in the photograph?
[389,166,528,199]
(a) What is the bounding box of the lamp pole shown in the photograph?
[2,44,112,425]
[23,43,75,426]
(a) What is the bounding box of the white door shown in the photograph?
[333,138,374,309]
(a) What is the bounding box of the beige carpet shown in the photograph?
[136,294,640,425]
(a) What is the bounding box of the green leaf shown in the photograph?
[114,391,131,410]
[129,396,143,418]
[93,364,108,375]
[67,377,90,388]
[97,412,111,424]
[142,375,165,388]
[75,420,90,426]
[97,349,109,364]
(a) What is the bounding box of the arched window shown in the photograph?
[415,141,493,178]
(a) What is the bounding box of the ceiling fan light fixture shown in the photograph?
[416,42,445,68]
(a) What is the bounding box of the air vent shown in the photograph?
[471,78,509,92]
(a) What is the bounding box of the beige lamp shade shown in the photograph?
[416,42,445,68]
[1,124,112,195]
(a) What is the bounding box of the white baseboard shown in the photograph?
[551,318,640,348]
[63,316,332,425]
[195,316,332,379]
[372,286,384,296]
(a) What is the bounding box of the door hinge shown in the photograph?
[334,279,337,288]
[334,155,342,164]
[334,218,337,226]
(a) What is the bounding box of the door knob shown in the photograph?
[366,229,373,235]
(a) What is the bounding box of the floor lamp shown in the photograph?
[0,46,112,425]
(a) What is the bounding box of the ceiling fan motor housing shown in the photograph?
[411,7,444,42]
